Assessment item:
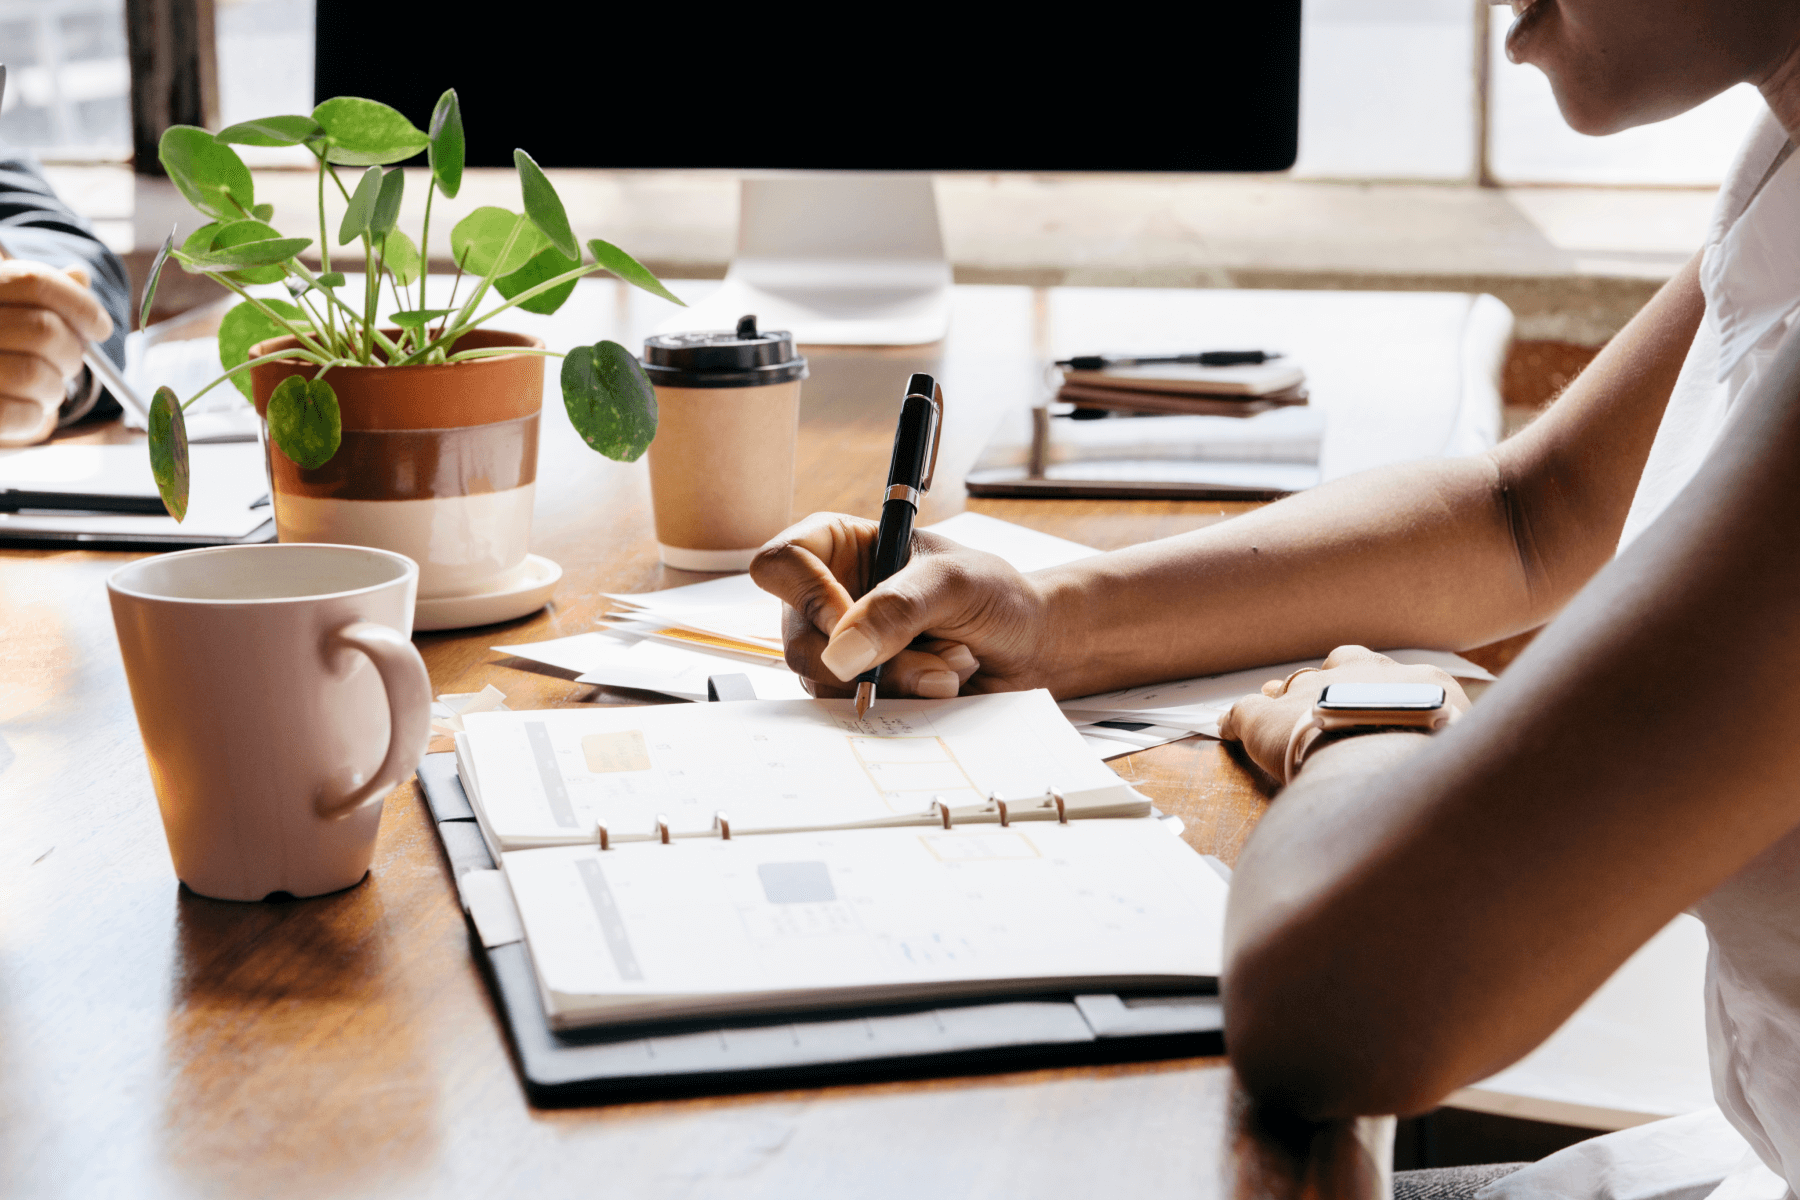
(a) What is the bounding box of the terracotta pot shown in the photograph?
[248,329,545,600]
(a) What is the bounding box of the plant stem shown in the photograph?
[428,247,470,351]
[444,346,565,363]
[387,271,407,356]
[287,261,401,359]
[444,213,524,334]
[178,346,331,411]
[405,260,605,363]
[295,287,330,340]
[193,268,336,362]
[419,180,435,316]
[314,149,339,348]
[362,235,379,363]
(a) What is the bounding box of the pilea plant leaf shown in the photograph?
[251,203,275,221]
[148,386,189,521]
[312,97,428,166]
[267,375,341,469]
[586,238,685,306]
[217,114,325,147]
[204,219,309,284]
[370,168,404,239]
[317,271,347,288]
[338,166,383,245]
[429,89,464,199]
[514,149,577,260]
[158,126,255,222]
[382,229,421,286]
[451,207,545,278]
[496,245,579,316]
[138,227,175,329]
[184,239,311,285]
[562,340,658,462]
[388,308,453,330]
[181,222,221,257]
[218,299,310,400]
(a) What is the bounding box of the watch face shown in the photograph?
[1317,682,1445,711]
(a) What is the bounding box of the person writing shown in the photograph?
[0,152,128,447]
[751,0,1800,1194]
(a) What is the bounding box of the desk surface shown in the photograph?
[0,281,1516,1199]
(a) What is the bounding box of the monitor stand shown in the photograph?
[654,174,952,346]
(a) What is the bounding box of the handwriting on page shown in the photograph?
[831,711,927,737]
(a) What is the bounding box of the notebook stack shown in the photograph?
[1055,359,1308,417]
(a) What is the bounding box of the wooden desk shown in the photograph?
[0,281,1490,1199]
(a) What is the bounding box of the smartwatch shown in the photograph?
[1282,681,1456,784]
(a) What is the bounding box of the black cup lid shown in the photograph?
[642,314,809,388]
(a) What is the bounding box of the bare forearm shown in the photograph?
[1032,454,1530,697]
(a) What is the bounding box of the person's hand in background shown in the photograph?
[0,259,113,447]
[1219,645,1472,782]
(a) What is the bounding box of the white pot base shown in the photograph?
[414,554,562,631]
[659,543,759,572]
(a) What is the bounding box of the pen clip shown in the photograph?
[921,381,945,494]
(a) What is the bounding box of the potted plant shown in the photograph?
[140,89,678,610]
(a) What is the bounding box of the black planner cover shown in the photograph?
[416,752,1225,1106]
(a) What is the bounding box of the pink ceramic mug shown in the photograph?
[108,544,432,901]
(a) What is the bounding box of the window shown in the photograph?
[1295,0,1763,187]
[0,0,130,159]
[0,0,310,163]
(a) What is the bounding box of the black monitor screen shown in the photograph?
[313,3,1300,173]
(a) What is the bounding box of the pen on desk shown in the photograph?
[853,372,944,719]
[1056,351,1283,370]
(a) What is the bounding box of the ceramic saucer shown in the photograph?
[414,554,562,632]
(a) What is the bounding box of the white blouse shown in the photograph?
[1485,107,1800,1200]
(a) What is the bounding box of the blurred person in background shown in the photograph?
[0,152,127,446]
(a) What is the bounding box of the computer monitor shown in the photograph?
[315,4,1301,343]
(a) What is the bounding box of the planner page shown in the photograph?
[502,817,1228,1029]
[460,690,1147,851]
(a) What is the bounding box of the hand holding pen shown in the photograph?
[750,372,1057,707]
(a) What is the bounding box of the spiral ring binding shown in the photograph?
[594,821,610,851]
[1047,787,1068,823]
[655,814,672,844]
[713,810,732,840]
[991,791,1010,827]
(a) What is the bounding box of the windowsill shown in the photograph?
[47,165,1717,346]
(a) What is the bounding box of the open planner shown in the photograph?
[429,689,1232,1101]
[454,690,1150,854]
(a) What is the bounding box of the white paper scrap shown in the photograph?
[497,631,808,702]
[431,684,510,737]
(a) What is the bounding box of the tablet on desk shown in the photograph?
[0,442,275,547]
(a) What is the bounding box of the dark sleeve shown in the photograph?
[0,151,131,422]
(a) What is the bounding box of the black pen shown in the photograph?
[854,372,944,719]
[1056,351,1283,370]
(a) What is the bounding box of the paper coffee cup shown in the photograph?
[643,316,808,572]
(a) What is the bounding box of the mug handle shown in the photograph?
[315,620,433,821]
